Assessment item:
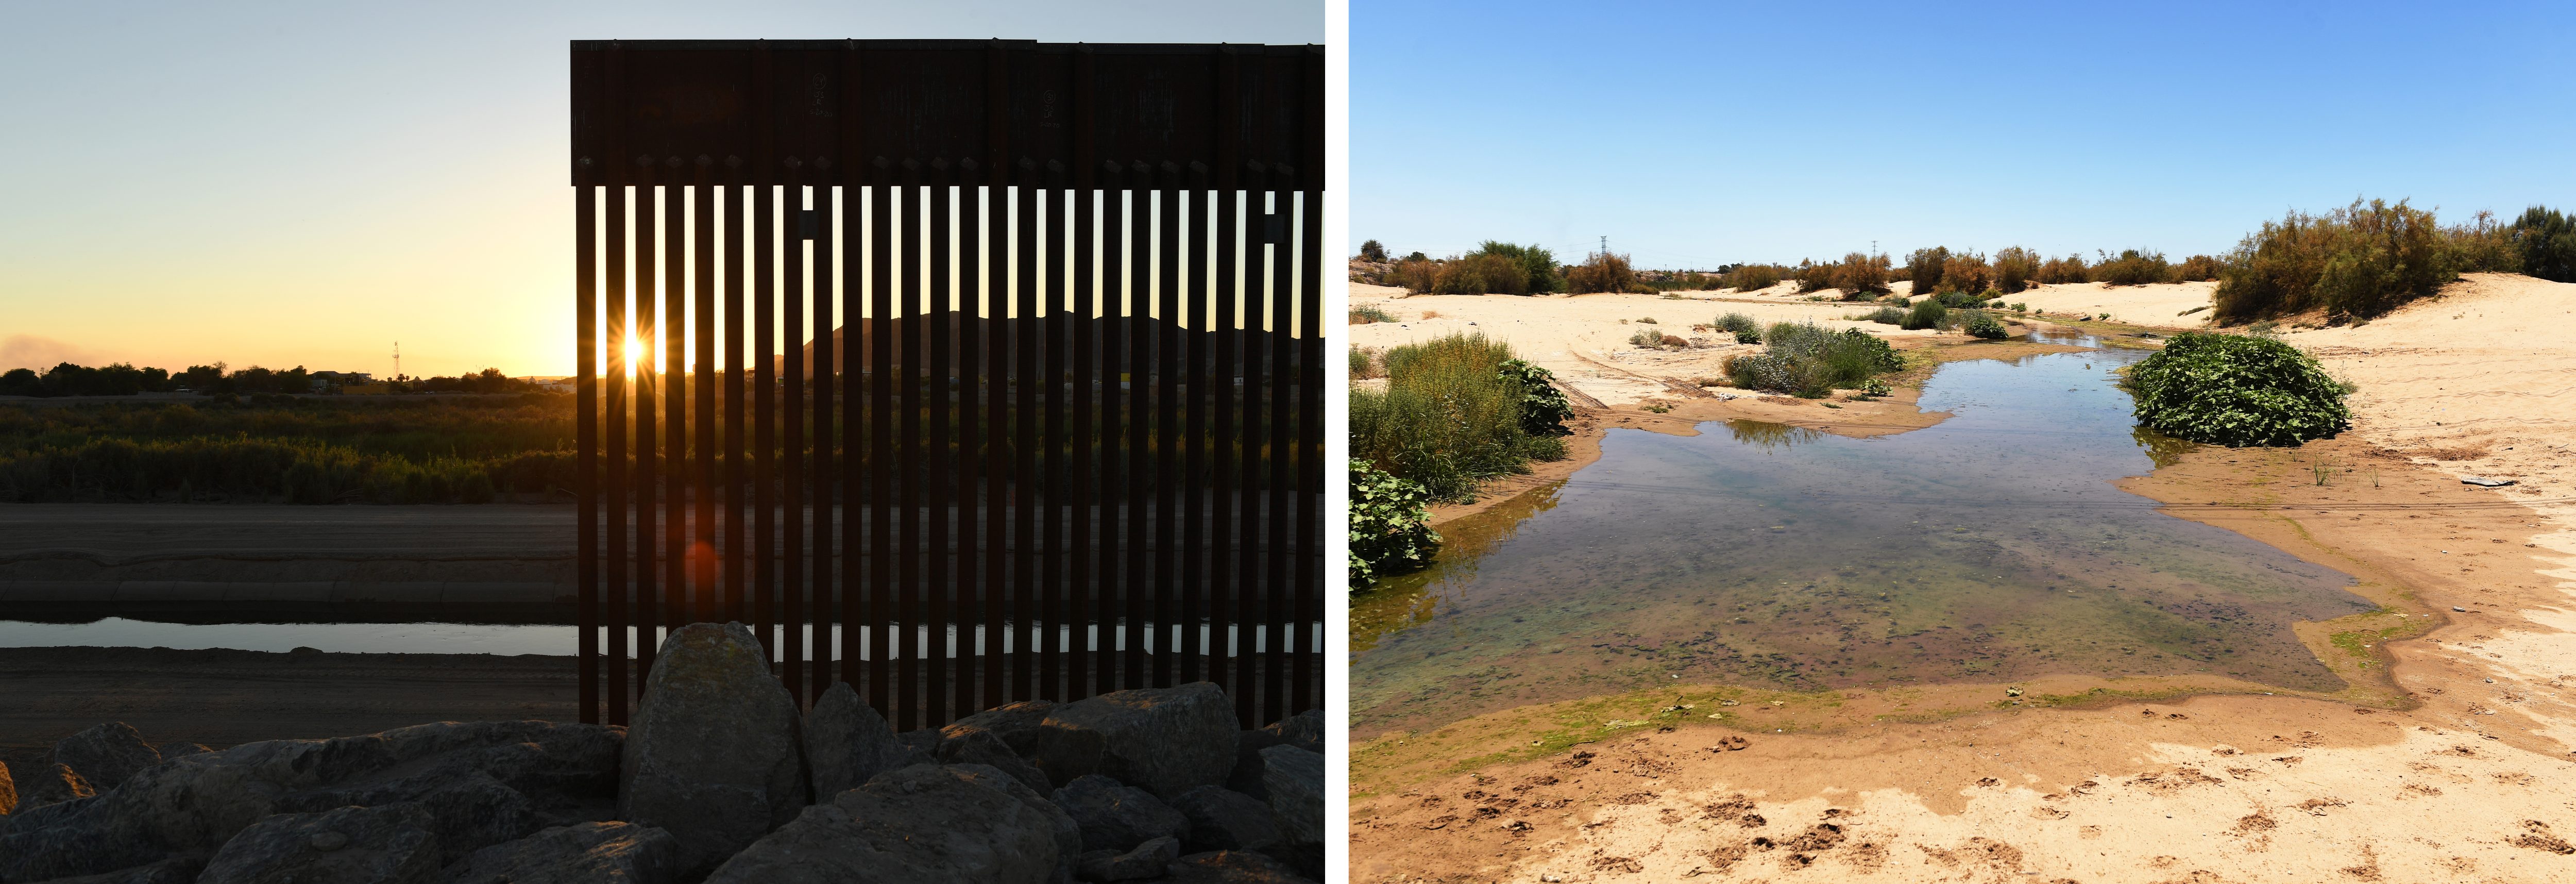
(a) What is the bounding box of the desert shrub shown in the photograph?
[1431,252,1530,295]
[1351,333,1566,502]
[2212,198,2450,322]
[1716,312,1762,343]
[1961,310,2008,339]
[1863,306,1905,325]
[2037,253,2091,284]
[2125,332,2349,447]
[2175,254,2225,282]
[1792,259,1836,294]
[2092,249,2175,286]
[1901,299,1947,330]
[1349,347,1383,379]
[1833,252,1892,297]
[1992,247,2039,294]
[1721,263,1787,292]
[1906,246,1951,296]
[2515,206,2576,281]
[1726,323,1903,397]
[1475,241,1563,293]
[1938,252,1990,295]
[1931,290,1985,309]
[1389,257,1440,293]
[1359,239,1389,262]
[1350,305,1397,324]
[1348,459,1440,588]
[1566,251,1638,294]
[1629,328,1668,347]
[2435,210,2521,275]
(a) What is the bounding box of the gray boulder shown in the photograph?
[1037,683,1237,798]
[618,622,806,875]
[50,724,161,792]
[158,744,214,761]
[941,700,1057,752]
[14,764,94,813]
[1076,836,1179,882]
[197,802,443,884]
[703,764,1061,884]
[1169,786,1279,853]
[1248,747,1321,848]
[17,857,201,884]
[804,683,927,801]
[1161,850,1317,884]
[440,821,679,884]
[1,721,621,883]
[1258,711,1323,755]
[1053,774,1189,853]
[937,730,1053,796]
[948,763,1081,869]
[893,728,942,758]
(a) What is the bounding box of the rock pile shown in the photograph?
[0,622,1326,884]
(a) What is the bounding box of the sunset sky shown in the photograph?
[1,1,1321,379]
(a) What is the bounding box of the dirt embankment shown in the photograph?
[1353,276,2576,882]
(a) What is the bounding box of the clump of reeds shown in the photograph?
[1350,305,1397,324]
[1349,333,1568,502]
[1724,323,1904,397]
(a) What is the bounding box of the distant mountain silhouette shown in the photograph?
[779,312,1300,379]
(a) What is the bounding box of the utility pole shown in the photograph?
[1599,235,1609,258]
[392,342,401,381]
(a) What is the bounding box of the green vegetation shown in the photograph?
[1900,299,1946,330]
[2211,198,2571,322]
[1566,251,1642,294]
[1862,305,1905,325]
[1992,247,2039,294]
[0,361,539,398]
[1724,323,1904,397]
[1961,310,2008,339]
[1498,359,1574,437]
[1720,263,1787,292]
[2124,332,2349,447]
[1348,459,1440,589]
[1358,239,1389,262]
[2091,249,2174,286]
[2512,206,2575,281]
[0,395,575,503]
[1350,333,1568,503]
[1905,246,1951,295]
[1716,312,1762,343]
[1386,241,1563,295]
[1350,305,1398,324]
[1349,346,1382,379]
[2037,253,2090,283]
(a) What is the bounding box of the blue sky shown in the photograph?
[0,1,1320,377]
[1353,1,2576,270]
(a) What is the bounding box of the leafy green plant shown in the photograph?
[2125,332,2350,447]
[1498,359,1574,437]
[1349,459,1440,589]
[1961,310,2008,339]
[1717,312,1762,343]
[1352,333,1567,502]
[1725,324,1903,397]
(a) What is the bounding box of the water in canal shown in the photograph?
[1350,338,2372,738]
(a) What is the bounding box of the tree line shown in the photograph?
[0,362,541,398]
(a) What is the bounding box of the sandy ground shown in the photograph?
[1350,275,2576,882]
[2013,281,2220,329]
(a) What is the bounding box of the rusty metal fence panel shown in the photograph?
[569,40,1326,730]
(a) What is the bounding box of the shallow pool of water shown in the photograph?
[1350,340,2373,738]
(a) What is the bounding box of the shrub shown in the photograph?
[1865,306,1905,325]
[1498,359,1574,436]
[1793,259,1836,294]
[1725,324,1903,396]
[1348,459,1440,588]
[1833,252,1892,296]
[2092,249,2175,286]
[2436,210,2521,275]
[1432,252,1530,295]
[1721,263,1787,292]
[1349,347,1383,379]
[1901,299,1947,330]
[1566,251,1639,294]
[1350,305,1397,324]
[1716,312,1762,343]
[1475,241,1563,293]
[1389,257,1440,293]
[1961,310,2008,339]
[1351,333,1566,502]
[1940,251,1991,295]
[1629,328,1668,347]
[2037,253,2090,284]
[2212,198,2449,322]
[1992,247,2039,294]
[1359,239,1389,262]
[2175,254,2225,282]
[2125,332,2349,447]
[2515,206,2576,281]
[1906,246,1951,296]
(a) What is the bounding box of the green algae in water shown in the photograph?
[1348,343,2371,739]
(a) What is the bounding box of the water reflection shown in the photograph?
[1349,342,2366,738]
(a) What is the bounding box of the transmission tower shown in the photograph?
[392,342,401,381]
